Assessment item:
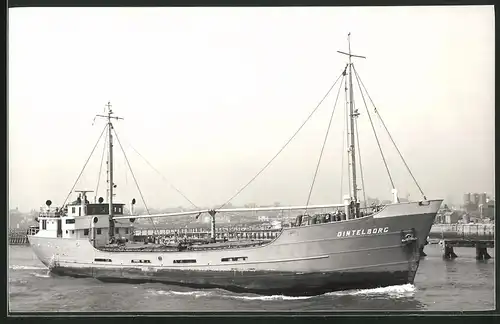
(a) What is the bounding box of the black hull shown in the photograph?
[50,266,417,296]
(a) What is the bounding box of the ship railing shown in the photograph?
[290,204,385,226]
[359,204,385,217]
[120,203,388,231]
[39,208,63,218]
[133,228,283,236]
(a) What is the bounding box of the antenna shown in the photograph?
[337,33,365,219]
[337,33,367,60]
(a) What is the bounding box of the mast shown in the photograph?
[337,33,365,218]
[107,102,115,239]
[347,34,358,216]
[96,102,123,241]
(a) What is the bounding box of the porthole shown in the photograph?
[158,256,163,261]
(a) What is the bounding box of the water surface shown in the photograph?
[8,244,494,312]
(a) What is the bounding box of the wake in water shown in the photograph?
[9,264,52,279]
[147,284,417,301]
[31,272,51,278]
[10,265,48,271]
[150,289,213,298]
[325,284,416,298]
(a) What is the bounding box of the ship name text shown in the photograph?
[337,227,389,237]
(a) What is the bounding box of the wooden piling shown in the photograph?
[475,242,491,260]
[443,243,458,259]
[419,245,427,257]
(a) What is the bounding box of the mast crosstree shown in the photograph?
[337,33,366,218]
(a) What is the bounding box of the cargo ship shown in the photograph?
[27,34,442,296]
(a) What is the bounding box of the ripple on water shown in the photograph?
[8,245,495,312]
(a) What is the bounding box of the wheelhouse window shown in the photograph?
[112,206,124,214]
[131,259,151,264]
[87,204,110,215]
[84,229,89,236]
[97,228,102,235]
[125,228,129,234]
[65,219,75,224]
[115,228,119,234]
[42,220,47,230]
[71,207,75,214]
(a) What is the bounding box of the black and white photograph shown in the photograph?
[7,5,495,313]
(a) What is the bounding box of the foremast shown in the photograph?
[338,33,366,218]
[96,102,123,240]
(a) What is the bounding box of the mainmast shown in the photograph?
[338,33,365,218]
[96,102,123,240]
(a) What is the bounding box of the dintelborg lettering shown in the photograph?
[337,227,389,237]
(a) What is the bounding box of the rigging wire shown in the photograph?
[112,127,158,235]
[94,125,108,202]
[61,124,108,207]
[354,115,367,209]
[350,83,367,208]
[127,144,199,209]
[351,65,396,193]
[352,64,427,200]
[305,73,346,213]
[217,66,349,211]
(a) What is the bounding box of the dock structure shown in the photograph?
[8,229,30,245]
[428,223,494,260]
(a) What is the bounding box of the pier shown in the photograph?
[9,229,30,245]
[427,224,494,260]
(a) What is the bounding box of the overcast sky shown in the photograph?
[8,6,494,211]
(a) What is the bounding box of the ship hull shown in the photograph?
[50,265,414,296]
[28,200,441,296]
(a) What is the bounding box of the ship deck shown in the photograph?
[98,239,272,253]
